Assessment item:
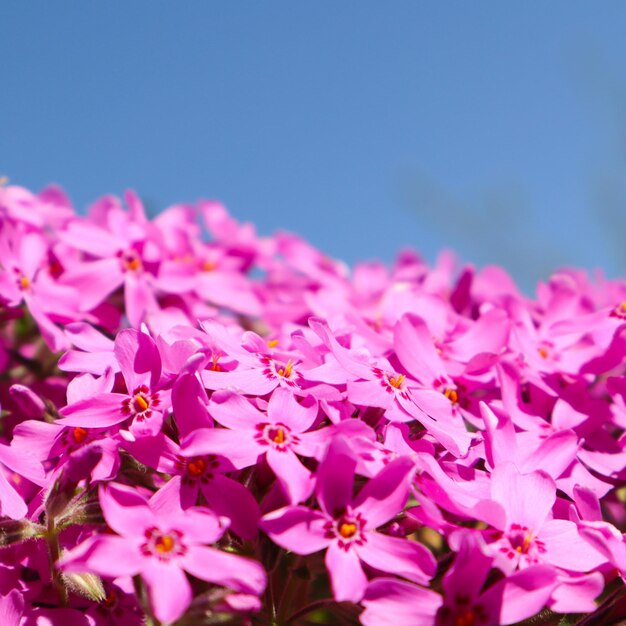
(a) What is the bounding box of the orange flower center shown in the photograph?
[338,522,358,539]
[272,428,286,444]
[133,394,149,412]
[202,260,217,272]
[19,276,30,290]
[186,458,207,477]
[154,534,175,553]
[277,360,293,378]
[443,388,458,404]
[72,427,89,444]
[388,374,405,389]
[515,532,533,554]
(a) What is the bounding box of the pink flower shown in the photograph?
[260,437,436,602]
[60,482,266,624]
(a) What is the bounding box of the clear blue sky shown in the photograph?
[3,2,626,290]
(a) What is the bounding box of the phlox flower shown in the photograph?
[58,329,170,437]
[260,437,436,602]
[60,482,266,624]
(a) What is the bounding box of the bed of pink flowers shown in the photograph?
[0,184,625,626]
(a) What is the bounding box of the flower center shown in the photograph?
[388,374,405,389]
[121,385,159,420]
[329,513,366,549]
[271,427,286,444]
[277,360,294,378]
[18,275,30,290]
[443,387,458,404]
[133,394,149,412]
[338,522,357,538]
[537,346,549,359]
[142,528,186,561]
[102,590,117,609]
[210,354,222,371]
[72,427,89,444]
[513,531,533,554]
[186,457,207,477]
[120,250,142,272]
[154,534,175,553]
[201,260,217,272]
[455,610,476,626]
[257,423,294,450]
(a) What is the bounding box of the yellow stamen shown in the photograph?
[267,339,279,348]
[388,374,405,389]
[19,276,30,289]
[273,428,285,444]
[154,534,175,553]
[277,360,293,378]
[444,388,459,404]
[339,522,357,539]
[202,260,217,272]
[134,395,149,412]
[538,346,549,359]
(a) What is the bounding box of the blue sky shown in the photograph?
[3,2,626,291]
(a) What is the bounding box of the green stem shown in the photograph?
[46,517,68,607]
[284,598,336,625]
[133,574,161,626]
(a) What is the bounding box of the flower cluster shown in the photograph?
[0,182,625,625]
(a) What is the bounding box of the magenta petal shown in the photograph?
[549,572,604,614]
[325,542,367,603]
[356,533,435,585]
[481,565,557,625]
[267,388,318,433]
[60,535,143,577]
[315,437,356,517]
[141,561,192,625]
[201,475,261,541]
[201,368,277,395]
[442,532,493,603]
[0,590,23,626]
[539,519,607,571]
[99,483,156,537]
[114,328,161,392]
[60,258,124,311]
[361,578,442,626]
[182,545,266,595]
[491,463,555,530]
[124,272,154,328]
[260,506,329,555]
[58,393,129,427]
[172,373,212,438]
[354,456,414,528]
[347,380,393,410]
[266,448,314,504]
[182,428,262,469]
[208,391,264,430]
[167,507,225,546]
[0,469,27,520]
[394,314,447,384]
